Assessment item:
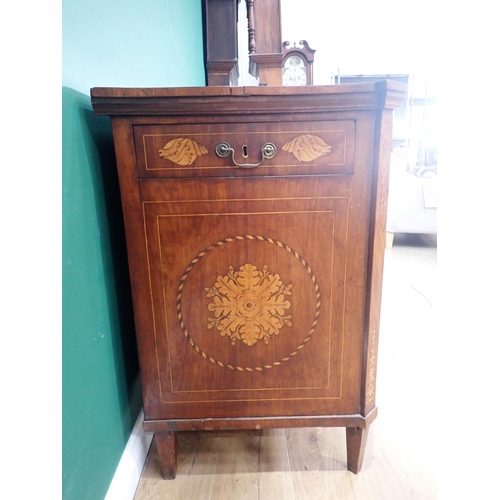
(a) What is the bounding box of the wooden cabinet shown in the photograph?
[91,82,406,478]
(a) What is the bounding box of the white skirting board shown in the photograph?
[105,409,154,500]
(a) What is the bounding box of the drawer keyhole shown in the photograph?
[242,145,249,158]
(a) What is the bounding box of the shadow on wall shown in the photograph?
[82,99,141,409]
[63,85,141,435]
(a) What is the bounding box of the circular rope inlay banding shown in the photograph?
[176,235,322,371]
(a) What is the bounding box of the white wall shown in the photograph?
[238,0,437,97]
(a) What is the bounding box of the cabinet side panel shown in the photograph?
[361,108,394,414]
[340,112,376,416]
[110,118,163,415]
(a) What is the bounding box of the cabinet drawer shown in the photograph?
[133,120,355,178]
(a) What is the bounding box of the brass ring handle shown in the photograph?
[215,142,277,168]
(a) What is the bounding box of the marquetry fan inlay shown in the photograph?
[282,134,332,162]
[205,263,293,346]
[158,138,208,165]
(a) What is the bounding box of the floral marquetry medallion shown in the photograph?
[206,263,293,346]
[175,234,323,372]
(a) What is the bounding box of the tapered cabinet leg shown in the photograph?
[155,431,178,479]
[346,426,369,474]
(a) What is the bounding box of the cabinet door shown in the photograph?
[139,174,368,421]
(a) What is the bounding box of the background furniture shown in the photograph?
[282,40,315,85]
[386,151,437,247]
[91,81,406,479]
[203,0,239,86]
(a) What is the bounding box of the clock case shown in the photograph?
[282,40,316,85]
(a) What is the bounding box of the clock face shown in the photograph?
[283,55,307,86]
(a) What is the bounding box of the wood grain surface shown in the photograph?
[92,84,408,479]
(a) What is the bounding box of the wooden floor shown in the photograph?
[134,233,437,500]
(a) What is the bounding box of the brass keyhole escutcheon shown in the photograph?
[242,145,249,158]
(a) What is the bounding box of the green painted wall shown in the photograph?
[62,1,205,499]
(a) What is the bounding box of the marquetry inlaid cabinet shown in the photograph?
[91,82,406,478]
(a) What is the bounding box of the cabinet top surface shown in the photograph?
[91,81,407,99]
[91,82,407,116]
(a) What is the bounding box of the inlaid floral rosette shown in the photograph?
[176,235,321,372]
[205,263,293,347]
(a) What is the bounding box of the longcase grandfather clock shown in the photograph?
[282,40,315,86]
[91,82,407,478]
